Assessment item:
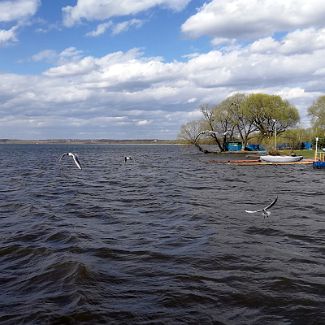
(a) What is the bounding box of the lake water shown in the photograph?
[0,144,324,324]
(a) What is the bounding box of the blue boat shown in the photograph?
[313,161,325,169]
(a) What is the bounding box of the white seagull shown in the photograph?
[245,196,278,218]
[124,156,134,163]
[59,153,82,170]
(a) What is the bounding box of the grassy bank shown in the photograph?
[281,149,315,159]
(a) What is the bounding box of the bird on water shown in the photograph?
[245,196,278,218]
[59,153,82,170]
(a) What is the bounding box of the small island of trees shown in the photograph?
[178,93,325,153]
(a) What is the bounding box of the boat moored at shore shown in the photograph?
[260,155,304,163]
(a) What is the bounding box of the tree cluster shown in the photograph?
[178,93,305,152]
[308,95,325,148]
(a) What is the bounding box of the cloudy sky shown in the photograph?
[1,0,325,139]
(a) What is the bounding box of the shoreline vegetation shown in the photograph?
[0,139,315,158]
[178,93,325,157]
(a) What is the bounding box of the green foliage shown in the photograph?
[281,149,315,159]
[180,92,301,153]
[243,93,300,137]
[281,128,313,149]
[308,95,325,131]
[268,149,281,156]
[312,137,325,148]
[219,93,257,148]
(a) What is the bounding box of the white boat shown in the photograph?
[260,155,304,163]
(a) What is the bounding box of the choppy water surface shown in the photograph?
[0,144,324,324]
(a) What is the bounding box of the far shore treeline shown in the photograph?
[178,93,325,152]
[0,139,179,145]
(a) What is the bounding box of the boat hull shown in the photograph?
[260,155,304,163]
[313,161,325,169]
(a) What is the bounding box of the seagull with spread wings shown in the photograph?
[59,153,82,170]
[245,196,278,218]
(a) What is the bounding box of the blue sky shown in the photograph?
[1,0,207,74]
[1,0,325,139]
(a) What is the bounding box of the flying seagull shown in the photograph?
[59,153,82,170]
[245,196,278,218]
[124,156,134,163]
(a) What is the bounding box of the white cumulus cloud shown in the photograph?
[62,0,190,27]
[0,0,40,46]
[250,28,325,55]
[30,47,84,65]
[112,19,144,35]
[2,35,325,139]
[0,0,39,22]
[86,22,113,37]
[182,0,325,40]
[0,26,18,46]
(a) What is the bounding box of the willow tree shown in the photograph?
[200,102,240,152]
[217,93,257,149]
[243,93,300,139]
[177,119,210,153]
[210,102,236,151]
[308,95,325,135]
[178,104,232,153]
[179,93,300,154]
[184,102,236,152]
[200,104,224,151]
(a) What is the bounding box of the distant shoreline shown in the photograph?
[0,139,183,145]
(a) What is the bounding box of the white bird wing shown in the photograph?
[59,153,68,162]
[72,154,82,169]
[245,209,263,214]
[264,196,278,210]
[245,196,278,214]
